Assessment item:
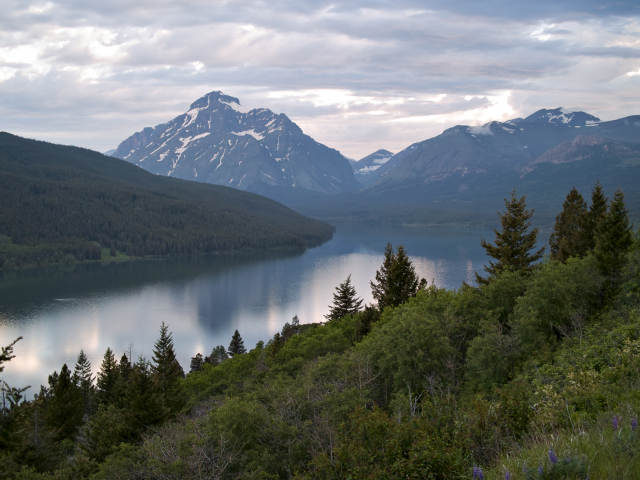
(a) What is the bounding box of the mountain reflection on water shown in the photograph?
[0,224,491,395]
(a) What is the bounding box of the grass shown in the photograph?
[486,410,640,479]
[100,247,130,263]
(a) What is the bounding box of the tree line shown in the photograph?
[0,132,334,269]
[1,182,639,478]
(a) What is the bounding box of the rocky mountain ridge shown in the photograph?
[113,91,360,200]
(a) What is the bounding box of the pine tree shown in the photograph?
[204,345,229,366]
[370,244,421,309]
[281,315,302,339]
[125,357,166,434]
[549,187,588,263]
[228,330,247,357]
[325,275,364,321]
[47,364,83,441]
[594,188,634,292]
[189,353,204,373]
[476,190,544,284]
[74,349,95,416]
[583,181,608,251]
[96,347,119,406]
[151,322,185,415]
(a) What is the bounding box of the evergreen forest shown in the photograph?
[2,184,640,479]
[0,133,334,270]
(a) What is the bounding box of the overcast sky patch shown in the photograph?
[0,1,638,159]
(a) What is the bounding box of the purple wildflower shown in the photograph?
[633,417,638,431]
[473,466,478,479]
[549,447,558,464]
[478,468,484,480]
[538,463,544,475]
[612,415,619,430]
[505,471,512,480]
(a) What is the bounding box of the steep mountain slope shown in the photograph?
[0,132,334,267]
[287,109,640,226]
[351,149,394,185]
[113,91,360,201]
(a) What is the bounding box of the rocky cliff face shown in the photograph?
[113,91,360,198]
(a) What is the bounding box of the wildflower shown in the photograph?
[478,468,484,480]
[549,447,558,464]
[505,471,512,480]
[633,417,638,431]
[473,466,478,479]
[612,415,619,430]
[538,463,544,475]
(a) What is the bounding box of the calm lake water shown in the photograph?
[0,224,492,394]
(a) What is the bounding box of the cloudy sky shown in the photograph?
[1,1,639,159]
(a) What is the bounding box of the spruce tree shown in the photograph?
[549,187,588,263]
[125,357,166,433]
[74,349,95,416]
[189,353,204,373]
[476,190,544,284]
[228,330,247,357]
[96,347,119,406]
[47,364,83,442]
[583,181,608,250]
[325,275,364,321]
[370,243,421,309]
[205,345,229,366]
[594,188,634,292]
[151,322,185,415]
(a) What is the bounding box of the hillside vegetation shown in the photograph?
[1,186,640,479]
[0,133,334,269]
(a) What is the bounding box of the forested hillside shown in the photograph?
[2,185,640,479]
[0,133,334,269]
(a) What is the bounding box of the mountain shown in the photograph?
[0,132,334,268]
[113,91,360,202]
[351,149,394,185]
[286,109,640,226]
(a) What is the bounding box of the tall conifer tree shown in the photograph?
[371,243,421,309]
[549,187,588,262]
[228,330,247,357]
[583,181,608,250]
[151,322,185,415]
[47,364,83,441]
[477,190,544,284]
[126,357,166,433]
[594,188,633,292]
[325,275,364,321]
[74,349,95,416]
[96,347,119,406]
[205,345,229,366]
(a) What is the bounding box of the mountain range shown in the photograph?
[112,97,640,227]
[113,91,360,203]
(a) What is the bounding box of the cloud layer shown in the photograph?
[1,1,639,158]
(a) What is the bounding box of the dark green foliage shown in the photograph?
[96,348,119,406]
[0,337,21,373]
[549,187,588,262]
[477,190,545,284]
[189,353,204,373]
[0,132,334,269]
[583,181,609,250]
[74,349,95,416]
[354,305,381,341]
[281,315,302,340]
[228,330,247,357]
[325,274,363,321]
[80,404,132,464]
[125,357,166,433]
[151,322,185,416]
[594,188,634,293]
[204,345,229,366]
[46,364,83,442]
[370,243,422,309]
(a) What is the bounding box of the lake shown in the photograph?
[0,224,492,394]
